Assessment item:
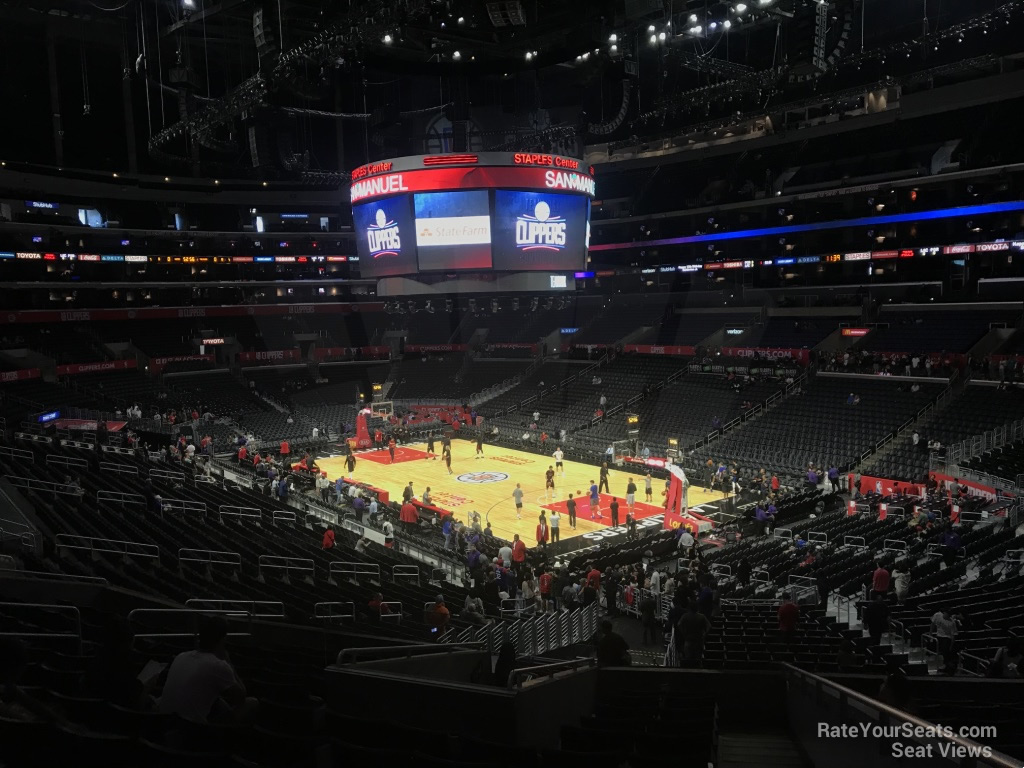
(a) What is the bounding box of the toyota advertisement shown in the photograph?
[352,195,418,278]
[349,153,593,278]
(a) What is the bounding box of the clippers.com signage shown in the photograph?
[720,347,811,364]
[237,349,302,363]
[349,153,596,204]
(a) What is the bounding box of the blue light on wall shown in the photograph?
[589,201,1024,252]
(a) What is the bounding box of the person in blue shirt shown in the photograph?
[277,477,289,500]
[442,517,453,549]
[335,476,345,504]
[827,465,840,492]
[806,468,819,488]
[767,502,777,517]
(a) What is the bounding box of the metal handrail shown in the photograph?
[45,454,88,469]
[0,570,107,585]
[0,445,33,462]
[99,461,138,475]
[336,641,486,665]
[217,505,262,521]
[55,534,159,560]
[0,602,82,653]
[258,555,314,579]
[185,599,284,618]
[330,561,380,581]
[178,548,242,568]
[507,657,598,688]
[3,475,82,497]
[97,489,145,506]
[784,663,1020,768]
[150,468,186,483]
[314,602,355,620]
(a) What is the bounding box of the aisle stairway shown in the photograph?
[718,731,810,768]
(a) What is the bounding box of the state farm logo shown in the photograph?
[178,308,206,318]
[288,305,314,314]
[366,209,401,258]
[515,201,566,251]
[60,311,91,322]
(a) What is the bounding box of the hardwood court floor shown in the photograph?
[317,439,728,543]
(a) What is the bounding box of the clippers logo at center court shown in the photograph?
[366,209,401,258]
[515,201,566,251]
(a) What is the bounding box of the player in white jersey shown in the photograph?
[552,448,565,477]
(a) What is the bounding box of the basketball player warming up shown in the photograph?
[545,466,556,502]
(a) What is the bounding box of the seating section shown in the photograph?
[743,315,847,349]
[864,385,1024,482]
[715,377,942,473]
[390,357,529,400]
[649,312,761,346]
[858,310,1020,353]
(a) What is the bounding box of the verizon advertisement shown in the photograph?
[404,344,468,353]
[56,359,137,376]
[237,349,302,364]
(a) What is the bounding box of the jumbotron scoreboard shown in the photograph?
[349,152,595,278]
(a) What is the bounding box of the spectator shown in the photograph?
[498,541,513,566]
[987,638,1023,679]
[676,601,712,662]
[355,536,371,554]
[862,595,890,646]
[316,472,330,503]
[158,615,257,724]
[930,608,959,675]
[400,498,419,532]
[511,534,527,572]
[640,593,659,646]
[322,525,336,550]
[778,592,799,641]
[367,593,392,619]
[871,561,890,600]
[736,558,752,587]
[382,519,394,548]
[892,566,911,604]
[942,527,962,567]
[594,620,630,666]
[428,595,450,634]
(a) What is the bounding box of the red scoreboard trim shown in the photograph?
[349,166,596,203]
[422,155,478,165]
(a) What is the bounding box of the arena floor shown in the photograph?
[317,438,728,542]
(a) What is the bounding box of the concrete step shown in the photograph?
[718,734,809,768]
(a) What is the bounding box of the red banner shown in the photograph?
[349,166,595,204]
[0,368,41,382]
[56,359,137,376]
[405,344,468,353]
[53,418,128,432]
[624,344,696,356]
[313,346,391,361]
[237,349,302,363]
[0,302,383,325]
[149,354,215,372]
[720,347,810,364]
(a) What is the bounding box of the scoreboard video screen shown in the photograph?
[351,153,594,278]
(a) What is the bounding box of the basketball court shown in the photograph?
[316,438,728,542]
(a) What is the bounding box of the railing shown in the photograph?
[55,534,159,561]
[127,608,253,641]
[329,561,381,582]
[160,498,207,516]
[0,445,34,462]
[272,509,296,523]
[0,569,107,585]
[883,538,908,553]
[392,564,420,585]
[178,548,242,570]
[185,599,284,618]
[785,663,1019,768]
[3,475,83,497]
[258,555,314,580]
[217,505,262,521]
[507,657,598,688]
[843,535,867,549]
[99,461,138,475]
[97,489,145,506]
[336,641,485,665]
[314,602,356,621]
[45,454,89,469]
[150,468,186,483]
[0,602,82,653]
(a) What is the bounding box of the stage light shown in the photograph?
[709,22,717,30]
[525,51,533,60]
[453,50,462,59]
[648,24,655,32]
[383,34,392,43]
[649,34,657,43]
[183,0,194,7]
[689,25,702,34]
[659,31,666,40]
[457,16,464,24]
[689,13,697,22]
[609,33,617,42]
[610,44,617,52]
[735,3,747,13]
[723,20,732,28]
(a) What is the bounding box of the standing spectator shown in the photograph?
[892,566,911,604]
[511,534,527,573]
[930,609,959,675]
[539,567,554,612]
[237,444,248,464]
[778,593,799,642]
[942,527,962,567]
[549,509,560,543]
[498,540,513,567]
[442,516,454,549]
[805,466,819,489]
[566,494,577,529]
[322,525,336,550]
[536,512,549,548]
[382,519,394,548]
[677,601,712,662]
[316,472,330,504]
[862,595,889,646]
[871,561,890,600]
[594,621,630,666]
[827,465,840,492]
[736,558,752,587]
[640,593,659,645]
[400,498,419,532]
[279,439,289,462]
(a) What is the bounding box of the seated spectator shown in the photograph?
[427,595,450,634]
[158,615,258,724]
[322,525,336,550]
[367,593,392,619]
[987,638,1022,679]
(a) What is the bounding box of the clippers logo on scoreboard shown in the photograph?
[515,201,566,251]
[366,209,402,258]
